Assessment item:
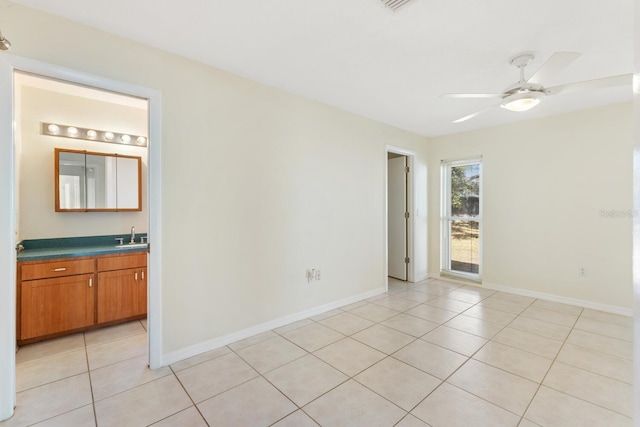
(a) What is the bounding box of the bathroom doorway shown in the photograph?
[0,55,162,418]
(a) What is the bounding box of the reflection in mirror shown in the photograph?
[55,148,142,212]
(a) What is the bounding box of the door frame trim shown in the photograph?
[385,145,416,284]
[0,53,163,421]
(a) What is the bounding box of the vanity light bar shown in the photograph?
[41,122,148,147]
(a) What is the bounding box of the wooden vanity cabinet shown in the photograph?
[97,253,147,323]
[19,257,95,341]
[18,251,147,344]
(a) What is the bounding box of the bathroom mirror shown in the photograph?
[55,148,142,212]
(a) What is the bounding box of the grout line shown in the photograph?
[169,365,211,427]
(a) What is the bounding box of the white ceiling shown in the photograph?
[12,0,634,136]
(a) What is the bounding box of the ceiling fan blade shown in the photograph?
[527,52,581,85]
[545,74,632,96]
[442,93,502,99]
[453,106,497,123]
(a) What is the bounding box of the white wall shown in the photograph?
[17,85,148,240]
[0,3,429,356]
[428,102,633,311]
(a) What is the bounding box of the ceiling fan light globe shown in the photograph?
[501,91,544,112]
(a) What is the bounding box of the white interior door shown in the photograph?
[388,155,407,280]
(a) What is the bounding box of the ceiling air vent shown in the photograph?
[381,0,413,11]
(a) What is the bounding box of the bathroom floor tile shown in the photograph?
[16,333,86,364]
[352,324,415,354]
[197,377,296,427]
[150,406,208,427]
[272,410,320,427]
[411,382,520,427]
[393,339,467,380]
[16,348,87,392]
[31,404,96,427]
[395,414,430,427]
[84,321,146,347]
[303,380,406,427]
[86,333,147,370]
[313,337,386,376]
[264,354,348,406]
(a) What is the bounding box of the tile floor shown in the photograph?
[3,278,634,426]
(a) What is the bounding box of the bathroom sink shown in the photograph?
[114,243,148,249]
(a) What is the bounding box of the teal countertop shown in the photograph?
[17,234,148,262]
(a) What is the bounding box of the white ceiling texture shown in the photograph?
[12,0,634,136]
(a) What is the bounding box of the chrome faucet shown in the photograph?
[130,226,135,244]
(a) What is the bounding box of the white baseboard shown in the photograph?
[161,286,387,366]
[428,272,632,317]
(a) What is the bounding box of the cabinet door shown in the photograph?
[21,274,95,340]
[97,268,140,323]
[138,268,147,316]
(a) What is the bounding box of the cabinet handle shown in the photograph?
[53,267,67,272]
[89,277,93,287]
[141,271,145,280]
[135,272,138,281]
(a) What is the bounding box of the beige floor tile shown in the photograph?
[340,300,369,311]
[525,386,632,427]
[394,289,439,303]
[580,309,632,328]
[411,283,453,296]
[198,377,296,427]
[265,354,348,406]
[565,329,632,360]
[573,317,632,341]
[169,346,231,372]
[281,323,345,352]
[352,324,414,354]
[393,339,467,380]
[348,303,401,322]
[488,292,535,306]
[531,299,582,315]
[405,304,458,323]
[445,289,488,304]
[459,286,496,297]
[491,327,563,359]
[273,318,315,334]
[448,359,538,415]
[31,404,95,427]
[313,337,386,376]
[424,296,474,313]
[543,362,633,417]
[463,305,518,326]
[473,341,552,383]
[370,296,421,311]
[272,410,320,427]
[518,420,543,427]
[319,311,375,335]
[355,357,440,411]
[444,315,504,339]
[150,406,207,427]
[509,316,571,341]
[421,325,488,356]
[16,333,86,364]
[17,348,87,392]
[235,335,307,374]
[309,308,343,321]
[94,375,192,427]
[556,343,632,384]
[3,374,92,427]
[140,319,147,330]
[521,306,579,327]
[84,321,146,347]
[176,352,258,402]
[228,330,278,351]
[412,382,520,427]
[86,333,147,370]
[395,414,430,427]
[303,379,406,426]
[477,297,529,314]
[381,313,439,337]
[90,354,172,401]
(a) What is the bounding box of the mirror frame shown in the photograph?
[54,148,142,212]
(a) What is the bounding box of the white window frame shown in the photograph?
[441,156,483,282]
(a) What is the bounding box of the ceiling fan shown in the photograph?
[443,51,632,123]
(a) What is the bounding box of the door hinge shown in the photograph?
[404,166,410,174]
[404,257,410,264]
[404,212,410,218]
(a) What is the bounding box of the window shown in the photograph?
[441,157,482,281]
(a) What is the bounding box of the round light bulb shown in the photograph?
[104,131,114,140]
[47,124,59,133]
[121,134,131,143]
[86,130,97,138]
[136,136,146,145]
[67,126,78,136]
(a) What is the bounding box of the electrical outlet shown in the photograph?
[315,269,321,281]
[578,267,586,277]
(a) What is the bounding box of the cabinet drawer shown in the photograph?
[21,258,95,281]
[97,253,147,272]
